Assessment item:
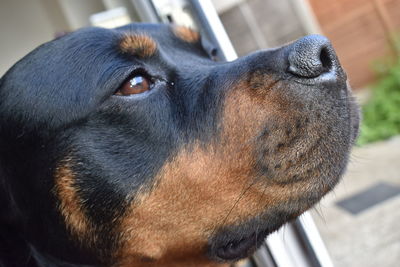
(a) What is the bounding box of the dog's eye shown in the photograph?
[115,74,152,96]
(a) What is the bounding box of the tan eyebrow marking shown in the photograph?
[119,34,157,58]
[173,25,200,43]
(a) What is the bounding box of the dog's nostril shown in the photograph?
[288,35,337,79]
[320,47,332,70]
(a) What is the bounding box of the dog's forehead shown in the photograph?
[115,23,205,59]
[0,23,207,130]
[54,23,201,59]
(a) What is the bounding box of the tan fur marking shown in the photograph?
[54,162,95,244]
[119,34,157,58]
[173,26,200,43]
[114,79,320,266]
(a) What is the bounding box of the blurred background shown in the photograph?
[0,0,399,266]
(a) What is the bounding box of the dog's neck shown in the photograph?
[0,225,92,267]
[0,233,231,267]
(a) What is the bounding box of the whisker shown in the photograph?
[210,177,259,238]
[254,179,270,248]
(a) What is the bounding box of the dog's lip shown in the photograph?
[214,228,270,261]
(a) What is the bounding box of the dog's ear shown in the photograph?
[0,163,10,221]
[0,76,34,264]
[0,45,90,132]
[0,86,12,223]
[0,28,117,132]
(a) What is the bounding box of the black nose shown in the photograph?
[288,35,337,78]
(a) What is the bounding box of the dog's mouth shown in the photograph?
[215,228,269,260]
[207,65,360,263]
[208,106,359,262]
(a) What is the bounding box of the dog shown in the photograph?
[0,23,359,266]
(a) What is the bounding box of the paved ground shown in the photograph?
[311,136,400,267]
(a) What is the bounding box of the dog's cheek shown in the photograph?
[53,161,99,246]
[113,148,271,266]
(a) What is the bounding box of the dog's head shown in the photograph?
[0,23,359,266]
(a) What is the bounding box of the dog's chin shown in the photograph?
[207,207,301,262]
[213,228,270,261]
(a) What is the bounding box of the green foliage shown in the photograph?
[357,44,400,145]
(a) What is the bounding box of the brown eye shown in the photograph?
[115,74,152,96]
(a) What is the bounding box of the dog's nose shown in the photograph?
[287,35,337,78]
